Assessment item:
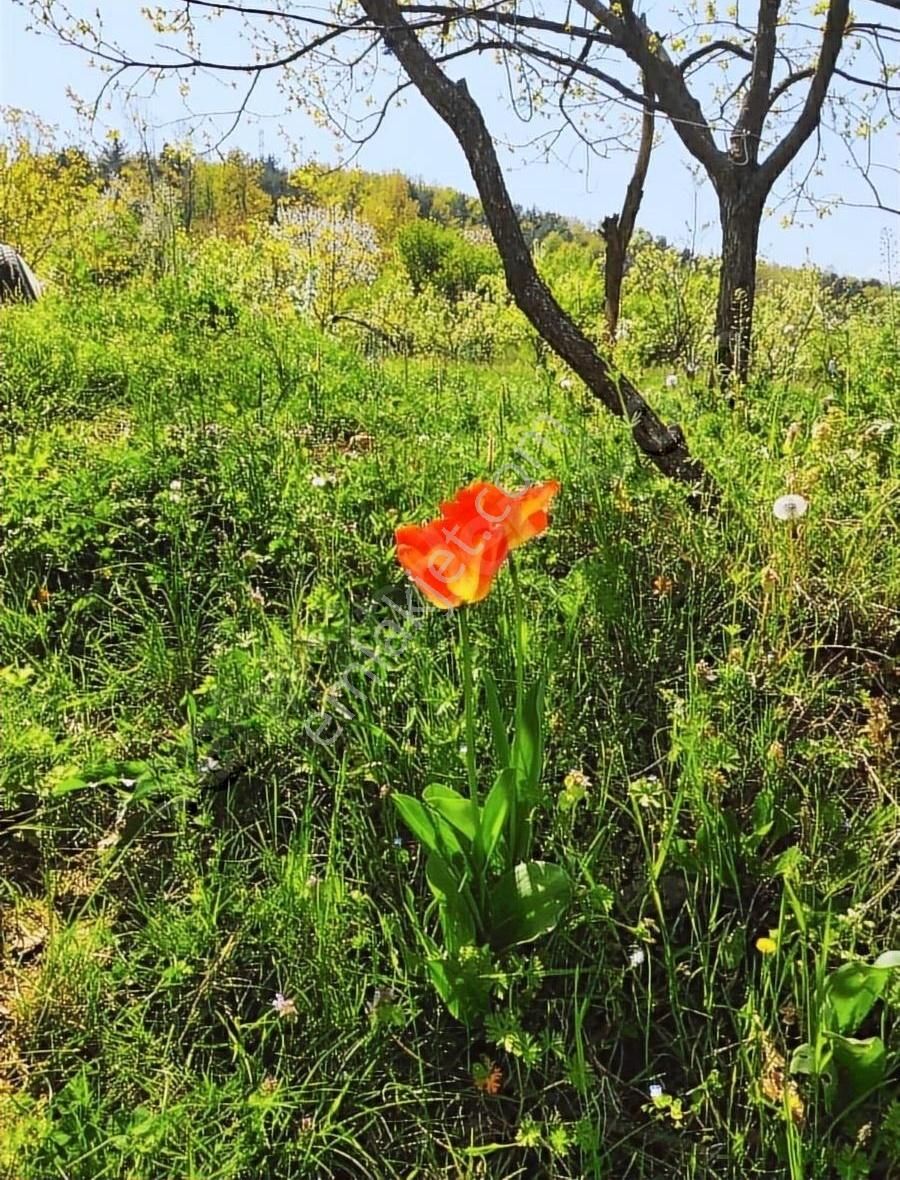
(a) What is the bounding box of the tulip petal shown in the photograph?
[394,478,558,609]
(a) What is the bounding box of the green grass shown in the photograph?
[0,280,898,1179]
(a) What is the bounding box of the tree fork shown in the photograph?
[602,71,654,342]
[360,0,712,499]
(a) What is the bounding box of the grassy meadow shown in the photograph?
[0,160,899,1178]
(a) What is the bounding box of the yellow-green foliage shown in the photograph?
[0,109,101,269]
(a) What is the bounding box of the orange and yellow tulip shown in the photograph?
[394,479,559,609]
[440,480,560,551]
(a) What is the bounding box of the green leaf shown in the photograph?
[512,681,544,803]
[509,680,544,861]
[425,853,476,950]
[477,768,514,867]
[422,784,479,843]
[482,669,510,768]
[828,1033,886,1096]
[394,791,465,861]
[426,950,492,1025]
[825,954,900,1034]
[392,793,442,858]
[489,861,571,950]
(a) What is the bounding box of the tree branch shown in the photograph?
[758,0,850,187]
[575,0,728,184]
[357,0,709,493]
[735,0,780,157]
[679,39,754,74]
[619,74,655,244]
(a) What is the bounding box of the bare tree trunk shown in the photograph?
[360,0,712,496]
[715,184,765,383]
[601,217,626,342]
[602,74,654,342]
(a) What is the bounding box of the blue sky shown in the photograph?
[2,0,898,278]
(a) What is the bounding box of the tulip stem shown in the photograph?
[458,607,478,803]
[508,555,525,720]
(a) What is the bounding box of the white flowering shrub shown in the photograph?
[269,203,381,327]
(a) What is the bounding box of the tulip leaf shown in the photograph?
[482,669,510,768]
[512,681,544,801]
[477,768,514,867]
[825,953,900,1035]
[422,784,479,844]
[425,853,476,951]
[509,680,544,860]
[426,949,492,1026]
[489,861,571,950]
[392,793,441,858]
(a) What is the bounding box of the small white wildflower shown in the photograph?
[169,479,182,492]
[772,493,809,522]
[271,992,297,1018]
[628,946,646,969]
[782,323,796,335]
[649,1083,664,1100]
[119,777,137,788]
[310,474,328,488]
[664,374,678,389]
[559,376,573,390]
[197,755,221,775]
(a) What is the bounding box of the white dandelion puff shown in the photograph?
[772,494,809,522]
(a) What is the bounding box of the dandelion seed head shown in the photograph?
[773,493,808,521]
[628,946,646,968]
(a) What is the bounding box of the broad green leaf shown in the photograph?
[477,768,514,867]
[828,1033,887,1096]
[489,861,571,950]
[825,955,900,1034]
[426,951,492,1025]
[512,681,544,803]
[509,680,544,860]
[422,784,479,843]
[392,793,442,858]
[482,669,510,768]
[394,792,465,861]
[425,853,476,950]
